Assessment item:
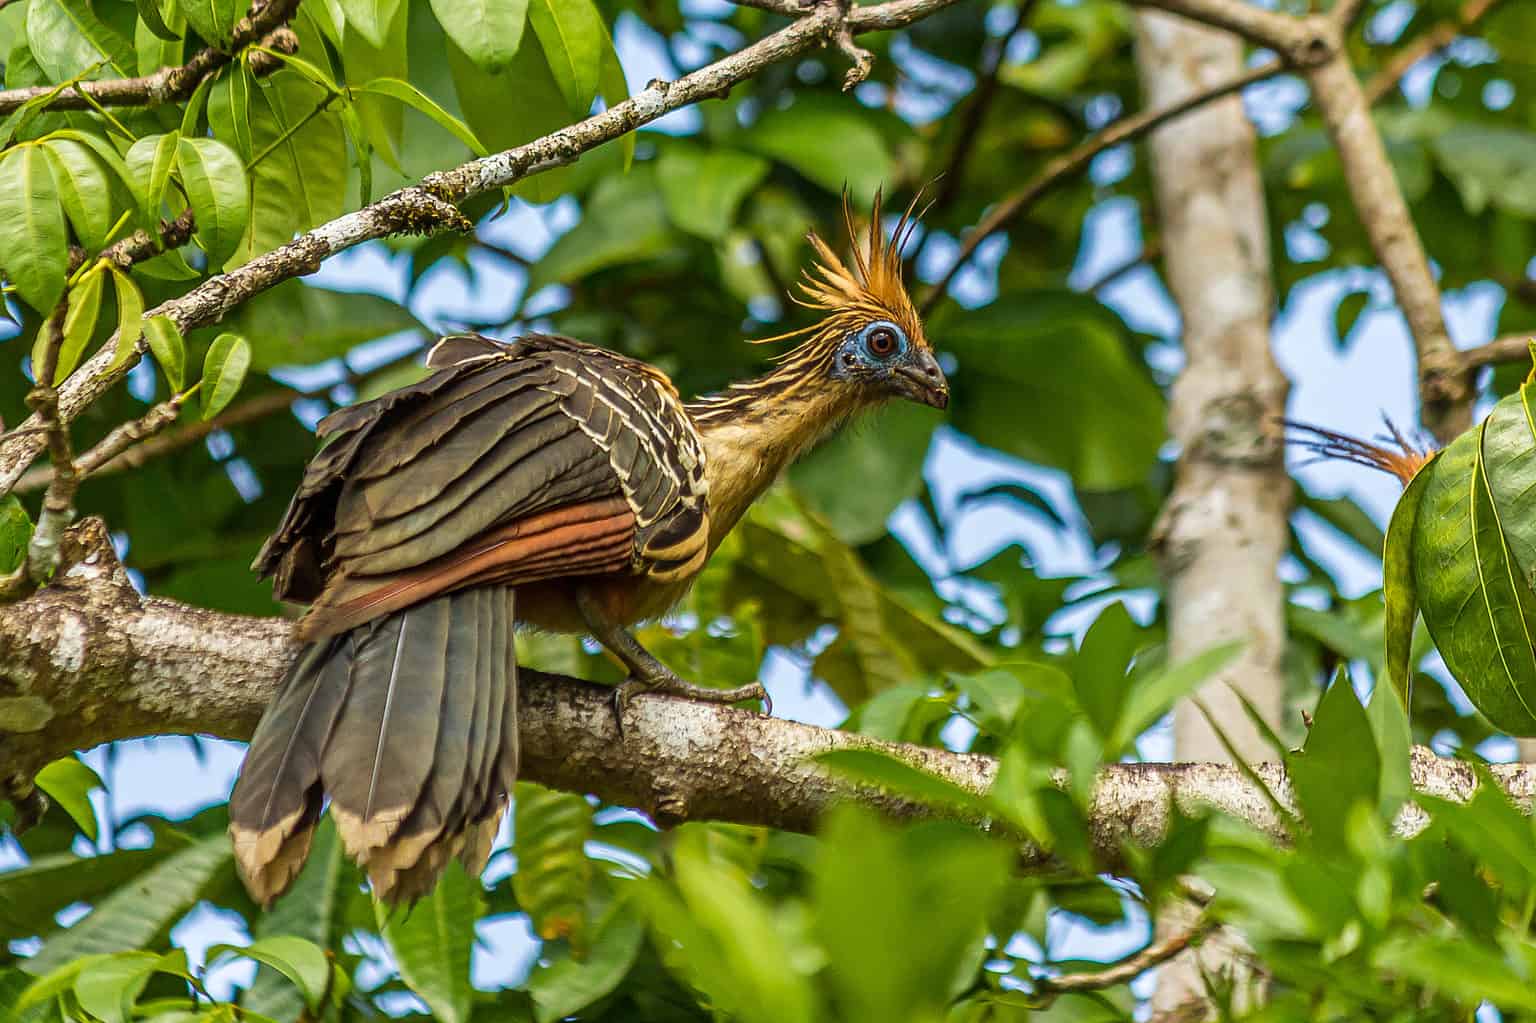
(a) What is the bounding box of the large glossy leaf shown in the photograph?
[1413,425,1536,734]
[430,0,528,71]
[942,291,1164,490]
[1482,383,1536,593]
[23,835,231,975]
[528,0,603,116]
[0,144,68,313]
[341,0,409,164]
[200,332,251,419]
[0,847,172,942]
[42,139,114,251]
[33,756,101,842]
[125,132,179,229]
[26,0,134,82]
[175,137,249,268]
[337,0,400,48]
[379,862,480,1023]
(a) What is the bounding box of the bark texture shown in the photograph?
[1133,10,1290,1014]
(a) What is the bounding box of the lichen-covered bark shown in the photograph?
[1133,9,1290,1014]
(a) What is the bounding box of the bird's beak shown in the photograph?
[893,350,949,410]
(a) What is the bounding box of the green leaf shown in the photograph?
[355,77,487,156]
[816,748,991,816]
[1414,424,1536,734]
[1432,126,1536,218]
[1072,601,1138,741]
[337,0,400,48]
[790,402,940,544]
[526,898,644,1023]
[1366,673,1411,817]
[1109,641,1242,752]
[200,332,251,419]
[0,144,68,312]
[125,131,179,229]
[245,819,344,1019]
[1332,289,1369,350]
[135,0,186,76]
[33,756,102,842]
[143,314,185,392]
[742,94,894,204]
[107,268,145,371]
[211,937,330,1011]
[0,494,32,574]
[229,279,421,369]
[341,0,408,165]
[379,862,480,1023]
[53,266,104,383]
[655,144,771,241]
[72,952,162,1023]
[0,846,180,944]
[222,72,346,265]
[1285,670,1379,853]
[43,138,114,251]
[175,136,249,268]
[943,291,1165,490]
[527,0,603,116]
[179,0,245,46]
[1375,934,1536,1011]
[514,781,592,951]
[135,0,181,42]
[1482,383,1536,603]
[526,165,676,290]
[23,836,231,975]
[209,59,254,162]
[431,0,528,72]
[26,0,134,82]
[815,807,1008,1023]
[1382,455,1433,708]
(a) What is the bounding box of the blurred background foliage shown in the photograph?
[1,0,1536,1017]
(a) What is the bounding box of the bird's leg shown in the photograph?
[575,589,771,725]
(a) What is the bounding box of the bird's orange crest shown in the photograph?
[755,189,929,351]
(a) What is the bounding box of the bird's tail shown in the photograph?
[229,585,518,906]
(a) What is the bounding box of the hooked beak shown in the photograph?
[892,349,949,410]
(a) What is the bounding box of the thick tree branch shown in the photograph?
[0,3,300,116]
[1,519,1534,871]
[0,0,961,498]
[1462,334,1533,372]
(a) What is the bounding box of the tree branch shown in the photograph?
[0,0,963,498]
[3,518,1535,869]
[0,3,299,116]
[920,58,1283,315]
[1361,0,1507,107]
[1461,334,1533,372]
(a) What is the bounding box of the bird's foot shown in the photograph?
[611,669,772,733]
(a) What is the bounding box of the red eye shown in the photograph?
[867,327,898,356]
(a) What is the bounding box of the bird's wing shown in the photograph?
[255,333,709,639]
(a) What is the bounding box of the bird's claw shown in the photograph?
[610,673,773,737]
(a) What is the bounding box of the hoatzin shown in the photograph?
[228,195,948,905]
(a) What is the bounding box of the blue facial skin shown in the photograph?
[831,318,950,409]
[833,319,908,380]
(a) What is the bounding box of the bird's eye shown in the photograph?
[860,321,905,360]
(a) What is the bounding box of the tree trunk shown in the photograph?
[1132,11,1291,1015]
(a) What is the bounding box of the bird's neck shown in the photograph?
[686,361,864,548]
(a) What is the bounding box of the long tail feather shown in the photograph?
[230,586,519,906]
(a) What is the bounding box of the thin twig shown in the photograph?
[1461,334,1533,372]
[1037,916,1215,995]
[728,0,813,14]
[919,58,1284,314]
[0,4,300,116]
[1361,0,1506,105]
[1083,239,1163,293]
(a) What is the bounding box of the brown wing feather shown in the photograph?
[256,332,709,632]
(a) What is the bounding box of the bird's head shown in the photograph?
[760,191,948,411]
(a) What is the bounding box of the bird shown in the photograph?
[227,192,950,906]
